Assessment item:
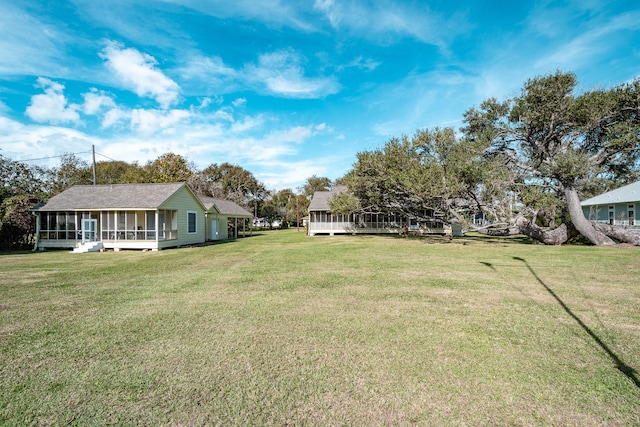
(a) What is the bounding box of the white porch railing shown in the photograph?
[309,221,403,230]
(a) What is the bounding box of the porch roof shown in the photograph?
[581,180,640,206]
[32,182,188,211]
[199,196,253,218]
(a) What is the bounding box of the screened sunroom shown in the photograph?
[32,182,208,251]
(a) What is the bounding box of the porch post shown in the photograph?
[32,212,40,251]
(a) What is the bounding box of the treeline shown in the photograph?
[0,151,333,250]
[3,71,639,249]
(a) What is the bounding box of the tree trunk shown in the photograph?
[593,223,640,245]
[563,186,616,246]
[514,216,574,245]
[474,215,575,245]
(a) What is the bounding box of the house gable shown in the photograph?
[198,196,252,217]
[308,185,347,212]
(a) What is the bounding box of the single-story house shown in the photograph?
[308,185,446,236]
[198,196,253,240]
[31,182,252,252]
[581,180,640,227]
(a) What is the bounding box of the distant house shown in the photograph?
[31,182,252,252]
[308,185,446,236]
[253,218,270,228]
[199,196,253,240]
[581,180,640,227]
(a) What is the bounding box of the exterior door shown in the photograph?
[82,219,98,243]
[211,220,218,240]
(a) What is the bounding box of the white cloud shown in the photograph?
[229,115,264,133]
[130,108,191,134]
[0,119,99,165]
[232,97,247,107]
[100,40,181,109]
[178,49,339,98]
[101,108,129,129]
[253,158,328,190]
[196,97,214,109]
[210,108,235,122]
[264,125,313,145]
[533,11,640,71]
[246,50,340,98]
[343,55,380,71]
[178,54,236,81]
[1,101,336,190]
[162,0,317,32]
[83,88,116,115]
[25,78,81,125]
[0,116,25,136]
[313,0,468,47]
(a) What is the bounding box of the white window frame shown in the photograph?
[187,211,197,234]
[608,206,615,225]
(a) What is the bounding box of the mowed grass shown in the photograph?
[1,231,639,426]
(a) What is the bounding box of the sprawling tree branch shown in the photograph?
[463,71,640,245]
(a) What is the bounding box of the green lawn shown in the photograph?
[1,231,639,426]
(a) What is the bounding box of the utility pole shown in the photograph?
[92,144,97,185]
[295,186,303,232]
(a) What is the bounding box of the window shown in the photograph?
[38,212,89,240]
[609,206,615,225]
[187,211,197,233]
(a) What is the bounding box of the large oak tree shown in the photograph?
[335,128,494,224]
[463,71,640,245]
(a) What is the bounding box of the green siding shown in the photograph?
[159,185,206,247]
[583,203,638,225]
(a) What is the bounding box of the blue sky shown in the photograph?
[1,1,639,191]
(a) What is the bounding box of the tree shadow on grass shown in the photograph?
[461,234,535,245]
[511,256,640,390]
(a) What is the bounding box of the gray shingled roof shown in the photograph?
[308,185,347,211]
[581,180,640,206]
[32,182,190,211]
[199,196,253,217]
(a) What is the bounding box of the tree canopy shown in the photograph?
[463,71,640,245]
[335,128,494,223]
[335,71,639,245]
[302,175,331,199]
[190,162,267,210]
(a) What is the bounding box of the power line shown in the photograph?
[94,151,119,162]
[12,151,91,163]
[12,150,124,164]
